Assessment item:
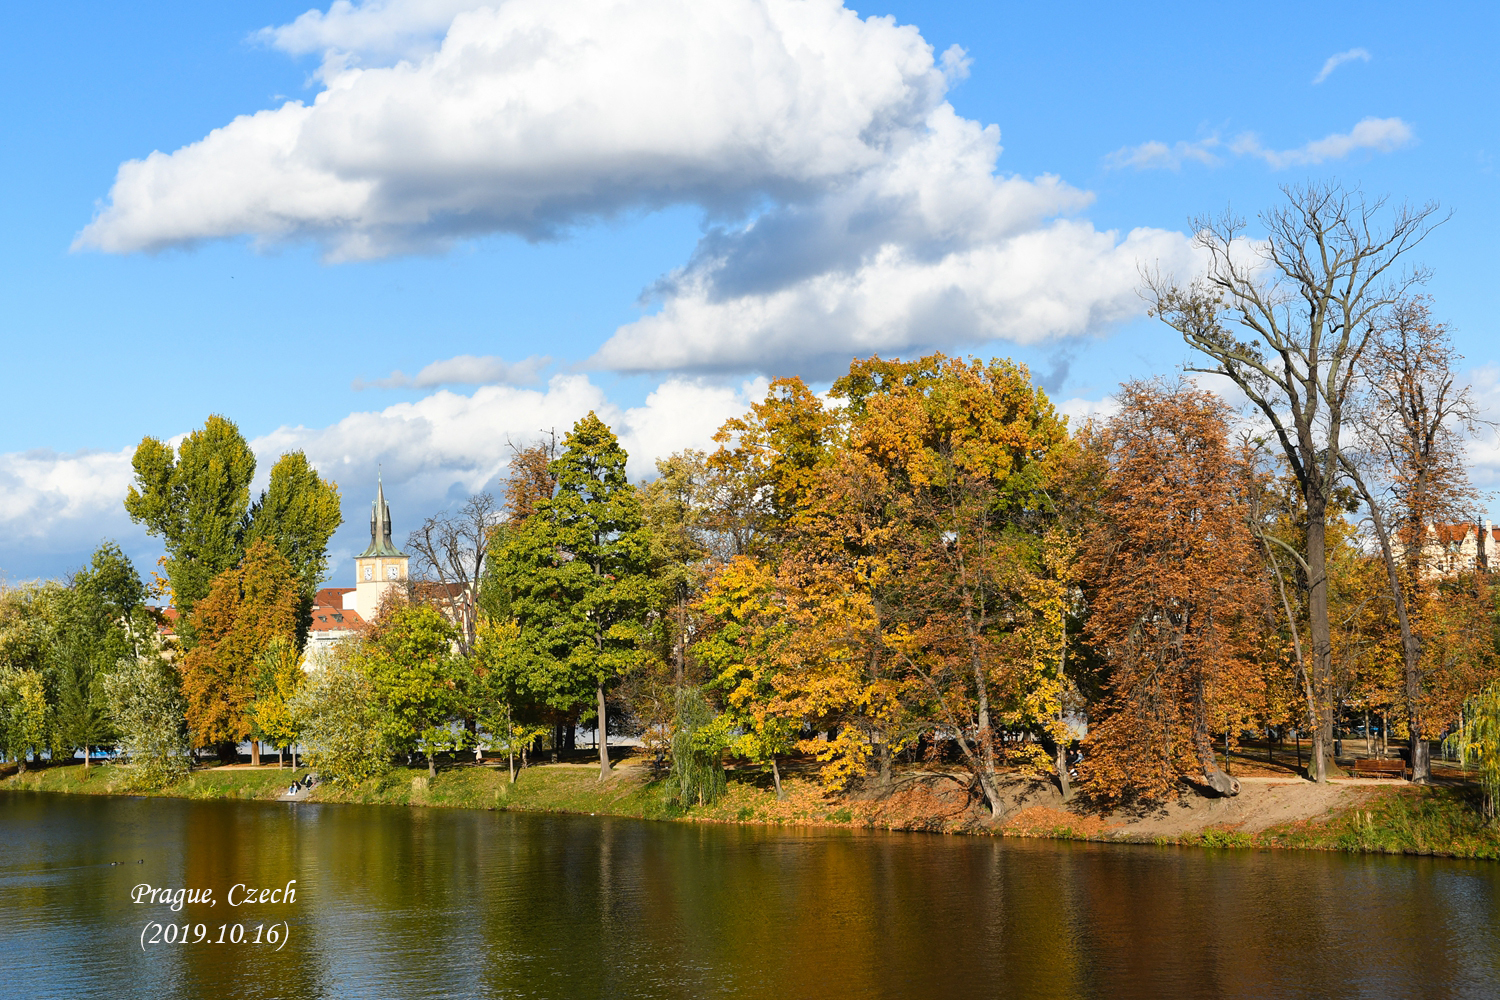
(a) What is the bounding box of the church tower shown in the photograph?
[354,475,409,623]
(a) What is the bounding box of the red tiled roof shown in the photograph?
[309,607,365,632]
[1431,523,1499,545]
[314,586,355,609]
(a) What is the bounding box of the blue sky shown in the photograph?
[1,1,1496,583]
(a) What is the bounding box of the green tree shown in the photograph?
[125,415,258,617]
[250,637,305,768]
[495,412,655,780]
[1,670,50,772]
[126,418,341,628]
[244,451,344,618]
[362,602,461,778]
[105,653,191,789]
[52,543,151,769]
[293,652,388,784]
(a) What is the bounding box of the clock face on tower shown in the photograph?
[364,565,373,581]
[387,565,399,581]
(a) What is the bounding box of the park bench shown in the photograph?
[1352,757,1408,780]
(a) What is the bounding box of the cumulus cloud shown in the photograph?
[597,221,1190,375]
[0,446,147,581]
[0,375,766,580]
[595,103,1196,374]
[1107,117,1414,172]
[1313,48,1371,85]
[73,0,1205,374]
[77,0,953,258]
[352,353,548,389]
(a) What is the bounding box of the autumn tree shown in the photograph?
[695,556,797,798]
[1340,297,1483,780]
[707,377,837,557]
[1082,381,1270,801]
[1147,182,1442,781]
[493,413,654,780]
[180,539,301,763]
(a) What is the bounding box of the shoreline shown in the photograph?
[6,757,1499,860]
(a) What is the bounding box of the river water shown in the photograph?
[2,789,1498,999]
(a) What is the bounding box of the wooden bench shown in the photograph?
[1353,757,1408,780]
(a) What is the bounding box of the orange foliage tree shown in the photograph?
[179,539,301,763]
[1082,380,1271,801]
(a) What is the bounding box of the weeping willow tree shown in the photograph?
[1456,683,1500,822]
[670,687,732,807]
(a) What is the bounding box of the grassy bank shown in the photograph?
[7,758,1500,861]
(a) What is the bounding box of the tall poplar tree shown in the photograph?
[126,416,341,628]
[495,412,653,780]
[125,415,257,617]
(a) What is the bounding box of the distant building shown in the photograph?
[1393,519,1496,579]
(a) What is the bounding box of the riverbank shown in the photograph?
[6,754,1499,860]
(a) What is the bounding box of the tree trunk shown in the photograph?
[251,740,261,767]
[428,751,436,779]
[597,682,611,781]
[876,734,892,788]
[277,747,284,769]
[84,745,91,772]
[1194,678,1240,796]
[770,754,784,800]
[1056,741,1072,801]
[1344,458,1429,782]
[1305,511,1337,782]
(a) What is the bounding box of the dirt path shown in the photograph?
[960,773,1394,840]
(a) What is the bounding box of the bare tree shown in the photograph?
[1146,182,1443,782]
[407,493,503,656]
[1340,296,1481,781]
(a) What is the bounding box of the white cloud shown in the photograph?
[596,103,1196,373]
[0,375,770,581]
[0,446,146,582]
[1107,117,1414,172]
[1232,117,1414,168]
[1104,138,1222,171]
[352,353,548,389]
[77,0,952,258]
[1313,47,1371,85]
[596,221,1191,374]
[1465,364,1500,502]
[74,1,1204,374]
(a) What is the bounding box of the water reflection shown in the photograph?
[2,789,1498,999]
